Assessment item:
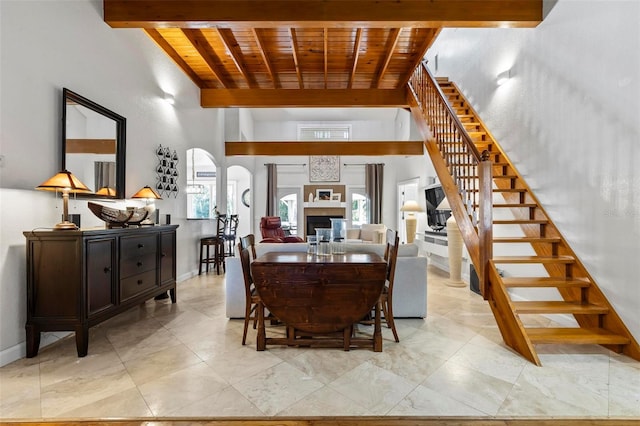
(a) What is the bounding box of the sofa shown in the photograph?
[225,241,427,318]
[346,223,387,244]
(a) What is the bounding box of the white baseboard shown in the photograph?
[0,331,71,367]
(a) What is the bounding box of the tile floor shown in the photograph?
[1,265,639,420]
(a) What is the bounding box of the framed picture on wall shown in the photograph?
[316,189,333,201]
[309,155,340,182]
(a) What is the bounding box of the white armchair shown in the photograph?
[346,223,387,244]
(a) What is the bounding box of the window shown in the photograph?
[298,125,351,141]
[278,191,299,235]
[350,189,369,227]
[186,148,217,219]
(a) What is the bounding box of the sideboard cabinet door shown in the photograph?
[86,237,116,317]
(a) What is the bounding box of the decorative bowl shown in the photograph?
[88,201,149,228]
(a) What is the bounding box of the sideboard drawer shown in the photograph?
[120,234,157,258]
[120,253,157,278]
[120,270,157,301]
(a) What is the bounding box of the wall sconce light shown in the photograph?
[36,170,92,230]
[496,70,511,86]
[163,92,175,105]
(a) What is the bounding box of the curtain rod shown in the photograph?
[343,163,385,166]
[264,163,306,166]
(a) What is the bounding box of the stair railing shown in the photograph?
[408,62,493,297]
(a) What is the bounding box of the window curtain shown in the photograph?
[94,161,115,192]
[365,163,384,224]
[266,163,278,216]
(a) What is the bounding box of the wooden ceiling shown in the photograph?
[103,1,543,108]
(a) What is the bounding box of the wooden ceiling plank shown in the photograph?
[201,88,408,107]
[289,28,304,88]
[225,141,424,156]
[181,29,233,88]
[374,28,402,88]
[215,28,257,88]
[348,28,363,89]
[104,0,544,29]
[252,28,281,88]
[144,29,206,88]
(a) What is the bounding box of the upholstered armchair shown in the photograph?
[346,223,387,244]
[259,216,305,243]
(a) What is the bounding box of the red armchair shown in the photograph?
[260,216,304,243]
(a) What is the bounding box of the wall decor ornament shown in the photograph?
[155,145,179,197]
[309,155,340,182]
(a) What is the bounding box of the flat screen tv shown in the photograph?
[425,183,451,233]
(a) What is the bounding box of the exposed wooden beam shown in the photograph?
[201,88,409,107]
[348,28,363,89]
[374,28,402,88]
[252,28,280,88]
[289,28,304,88]
[104,0,543,29]
[181,29,232,88]
[144,29,206,88]
[398,28,441,88]
[216,28,257,88]
[323,28,328,89]
[226,141,424,156]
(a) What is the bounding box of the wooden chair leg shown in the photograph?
[198,242,204,275]
[343,325,352,351]
[384,299,399,343]
[242,303,251,345]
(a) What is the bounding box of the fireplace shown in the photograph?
[306,215,344,237]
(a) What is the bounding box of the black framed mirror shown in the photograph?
[62,88,126,198]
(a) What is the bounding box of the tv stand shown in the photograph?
[415,231,449,272]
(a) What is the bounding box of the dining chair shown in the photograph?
[238,241,262,345]
[380,229,400,342]
[224,214,239,256]
[240,233,257,259]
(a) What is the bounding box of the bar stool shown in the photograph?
[198,236,225,275]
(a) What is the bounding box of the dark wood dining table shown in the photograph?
[250,251,387,351]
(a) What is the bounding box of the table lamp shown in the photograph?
[437,196,465,287]
[400,200,424,244]
[95,186,116,196]
[36,170,92,230]
[132,185,162,225]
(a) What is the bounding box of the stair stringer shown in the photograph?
[443,81,640,362]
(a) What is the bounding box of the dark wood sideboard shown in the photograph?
[23,224,179,357]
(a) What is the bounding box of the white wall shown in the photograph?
[425,0,640,340]
[0,0,225,364]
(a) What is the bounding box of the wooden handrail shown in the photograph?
[408,62,492,297]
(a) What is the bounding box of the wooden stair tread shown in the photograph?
[513,301,609,314]
[502,277,590,288]
[479,203,537,208]
[526,327,629,345]
[493,219,548,225]
[493,255,574,264]
[493,236,561,243]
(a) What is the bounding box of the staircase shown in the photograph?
[408,64,640,366]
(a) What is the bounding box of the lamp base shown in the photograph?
[445,278,466,288]
[54,221,78,230]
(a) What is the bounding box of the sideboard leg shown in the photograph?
[169,287,177,303]
[25,324,40,358]
[75,325,89,357]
